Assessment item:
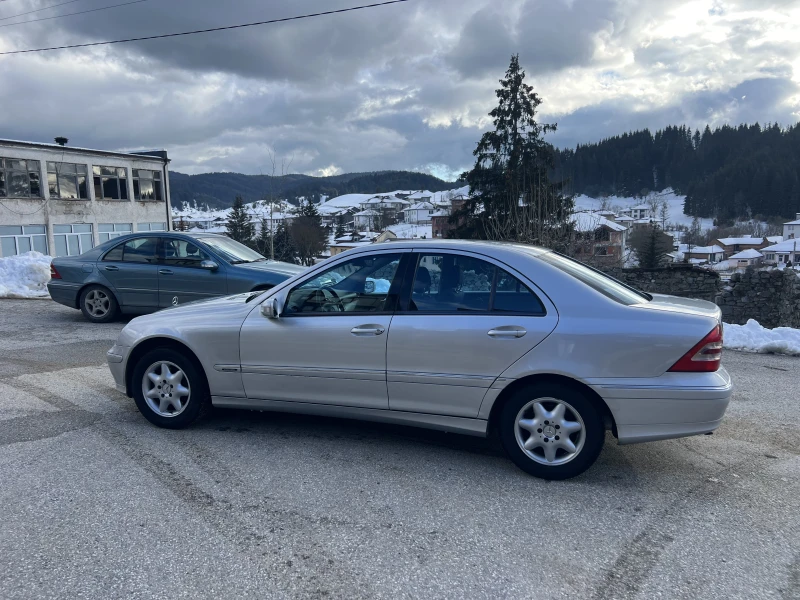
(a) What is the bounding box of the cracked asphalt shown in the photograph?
[0,298,798,599]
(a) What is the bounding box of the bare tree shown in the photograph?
[264,148,295,260]
[659,200,669,229]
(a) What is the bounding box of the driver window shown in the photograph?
[284,253,403,315]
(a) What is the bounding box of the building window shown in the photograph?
[137,222,167,232]
[0,225,47,257]
[0,157,41,198]
[47,162,89,200]
[765,253,775,261]
[53,224,93,257]
[594,246,609,256]
[98,223,133,243]
[133,169,163,201]
[93,166,128,200]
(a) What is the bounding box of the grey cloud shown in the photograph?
[0,0,797,177]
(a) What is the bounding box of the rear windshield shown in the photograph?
[538,252,651,305]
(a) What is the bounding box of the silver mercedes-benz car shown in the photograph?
[107,240,732,479]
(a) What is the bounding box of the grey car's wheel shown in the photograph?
[499,383,605,480]
[132,348,210,429]
[79,285,119,323]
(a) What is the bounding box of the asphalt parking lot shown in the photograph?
[0,299,798,600]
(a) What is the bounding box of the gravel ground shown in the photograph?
[0,299,798,600]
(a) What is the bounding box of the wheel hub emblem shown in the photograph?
[543,425,556,438]
[172,296,178,306]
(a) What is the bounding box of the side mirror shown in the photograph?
[200,260,219,271]
[260,297,281,319]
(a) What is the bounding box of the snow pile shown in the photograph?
[724,319,800,356]
[0,252,52,299]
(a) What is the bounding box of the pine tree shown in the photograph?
[455,54,573,247]
[254,218,272,257]
[334,221,346,240]
[226,196,255,245]
[291,200,327,266]
[273,221,297,264]
[630,224,673,268]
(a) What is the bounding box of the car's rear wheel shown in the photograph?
[132,348,210,429]
[499,383,605,480]
[79,285,119,323]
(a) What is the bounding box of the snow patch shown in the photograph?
[574,189,714,231]
[724,319,800,356]
[0,252,52,299]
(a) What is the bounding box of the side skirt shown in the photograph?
[211,396,488,437]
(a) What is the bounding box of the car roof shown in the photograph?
[346,238,551,257]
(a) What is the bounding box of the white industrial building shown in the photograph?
[0,139,172,258]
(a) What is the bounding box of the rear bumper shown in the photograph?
[47,281,81,308]
[589,367,733,444]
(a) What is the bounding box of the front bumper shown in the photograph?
[107,345,130,395]
[590,367,733,444]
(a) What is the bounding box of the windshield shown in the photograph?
[538,252,651,305]
[196,236,266,264]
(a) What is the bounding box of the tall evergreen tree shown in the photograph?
[272,221,297,264]
[291,200,327,266]
[254,218,273,257]
[226,196,255,245]
[455,54,574,247]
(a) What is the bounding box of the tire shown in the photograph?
[131,348,211,429]
[498,382,605,480]
[79,284,119,323]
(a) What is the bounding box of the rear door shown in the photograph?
[158,237,228,307]
[386,251,558,418]
[99,237,160,309]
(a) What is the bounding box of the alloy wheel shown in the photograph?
[142,361,191,417]
[84,289,110,318]
[514,398,586,465]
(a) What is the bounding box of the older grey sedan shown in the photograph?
[107,240,731,479]
[48,232,305,322]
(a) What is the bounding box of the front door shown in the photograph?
[98,237,160,309]
[387,251,558,418]
[239,251,408,409]
[158,237,228,307]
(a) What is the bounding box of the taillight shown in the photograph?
[668,325,723,372]
[50,263,61,279]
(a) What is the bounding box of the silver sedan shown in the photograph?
[107,240,732,479]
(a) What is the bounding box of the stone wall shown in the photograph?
[715,268,800,329]
[601,265,721,303]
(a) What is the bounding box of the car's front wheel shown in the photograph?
[499,382,605,480]
[132,348,210,429]
[79,285,119,323]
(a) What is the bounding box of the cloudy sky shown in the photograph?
[0,0,798,179]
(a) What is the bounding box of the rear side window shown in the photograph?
[538,252,650,305]
[407,253,545,315]
[104,237,159,264]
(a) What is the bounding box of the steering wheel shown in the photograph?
[300,288,343,312]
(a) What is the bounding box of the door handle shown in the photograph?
[488,327,527,339]
[351,325,385,336]
[104,265,119,271]
[159,269,173,275]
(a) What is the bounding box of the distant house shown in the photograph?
[714,235,769,259]
[621,204,652,220]
[353,209,380,230]
[570,212,629,263]
[761,239,800,265]
[403,201,436,224]
[431,196,468,238]
[727,249,763,269]
[681,244,724,264]
[783,213,800,240]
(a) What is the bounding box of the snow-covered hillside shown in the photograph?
[574,188,714,231]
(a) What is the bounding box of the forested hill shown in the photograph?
[168,170,457,209]
[553,123,800,220]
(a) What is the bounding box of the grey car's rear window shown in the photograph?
[537,252,650,305]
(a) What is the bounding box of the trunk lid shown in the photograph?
[638,293,721,321]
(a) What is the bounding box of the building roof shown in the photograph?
[716,236,765,246]
[630,203,651,210]
[614,215,635,222]
[767,236,783,244]
[784,218,800,225]
[0,138,169,163]
[762,239,800,253]
[407,190,434,200]
[729,249,763,259]
[571,212,627,232]
[405,201,435,211]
